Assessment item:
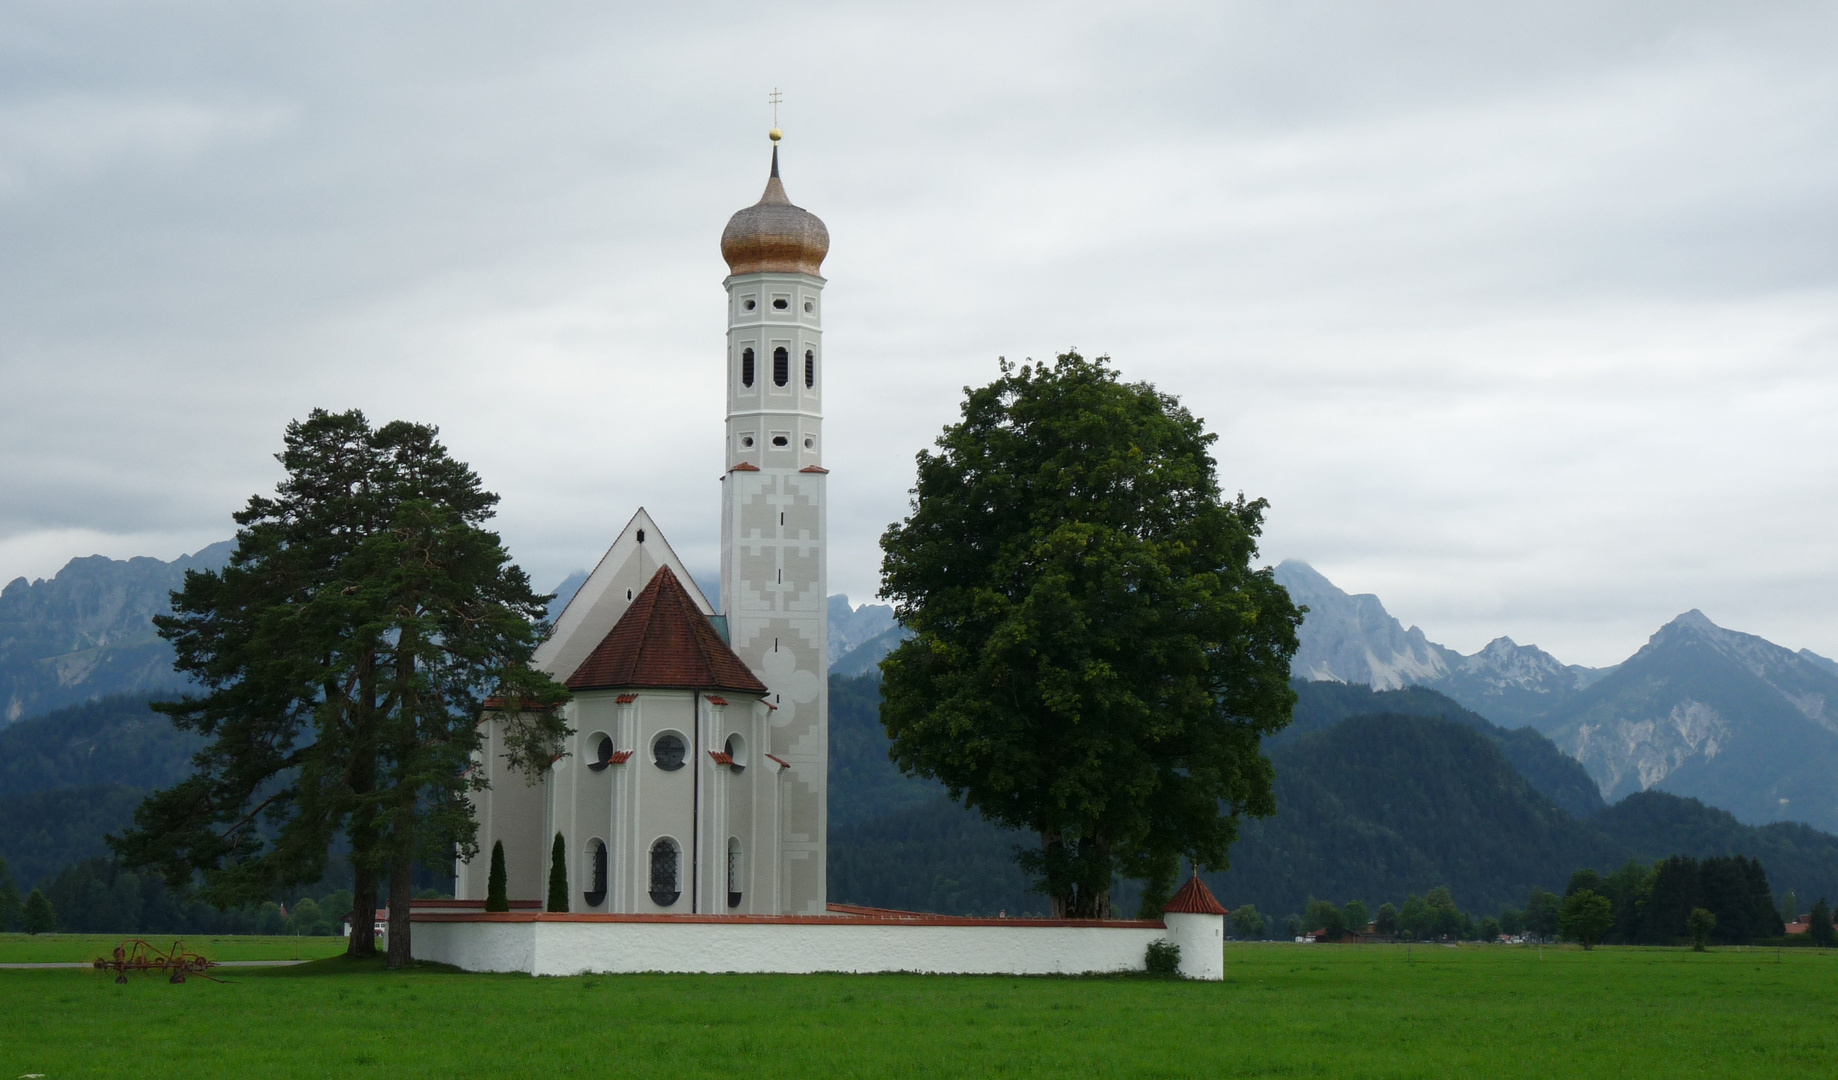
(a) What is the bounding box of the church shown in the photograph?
[457,130,833,916]
[422,131,1227,978]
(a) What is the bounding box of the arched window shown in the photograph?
[773,346,789,387]
[725,733,746,774]
[804,349,814,388]
[726,837,743,909]
[649,838,680,907]
[741,348,755,388]
[583,839,607,907]
[587,734,614,772]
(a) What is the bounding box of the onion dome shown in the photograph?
[720,142,829,277]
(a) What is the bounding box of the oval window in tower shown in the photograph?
[804,349,815,388]
[741,348,755,388]
[773,346,789,387]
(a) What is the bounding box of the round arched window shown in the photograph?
[804,350,815,388]
[773,346,789,387]
[583,839,608,907]
[741,347,755,387]
[727,837,743,909]
[725,733,747,773]
[652,732,686,771]
[649,838,681,907]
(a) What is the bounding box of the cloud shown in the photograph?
[0,1,1834,667]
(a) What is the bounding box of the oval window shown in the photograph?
[772,298,789,310]
[771,435,789,447]
[587,734,615,772]
[653,732,686,771]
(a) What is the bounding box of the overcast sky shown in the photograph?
[2,2,1834,667]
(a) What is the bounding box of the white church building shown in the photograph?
[419,133,1226,978]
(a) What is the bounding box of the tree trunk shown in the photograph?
[386,857,413,969]
[347,863,377,959]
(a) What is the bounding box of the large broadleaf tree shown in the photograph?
[878,352,1302,917]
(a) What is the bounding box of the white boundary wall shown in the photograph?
[412,916,1220,979]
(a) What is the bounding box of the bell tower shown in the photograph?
[717,129,830,915]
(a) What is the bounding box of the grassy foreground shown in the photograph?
[2,943,1834,1078]
[0,933,349,964]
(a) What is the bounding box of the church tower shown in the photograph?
[717,131,830,914]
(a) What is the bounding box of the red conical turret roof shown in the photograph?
[1163,874,1228,916]
[565,566,767,696]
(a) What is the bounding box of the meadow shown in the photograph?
[0,932,350,964]
[1,942,1832,1078]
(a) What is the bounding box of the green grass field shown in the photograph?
[2,943,1833,1078]
[0,933,350,964]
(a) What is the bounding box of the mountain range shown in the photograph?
[0,543,231,724]
[1275,560,1838,835]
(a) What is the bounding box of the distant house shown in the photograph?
[1784,916,1835,936]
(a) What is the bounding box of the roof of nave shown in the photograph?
[533,508,714,684]
[565,565,768,696]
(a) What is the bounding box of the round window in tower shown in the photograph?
[743,298,756,311]
[587,734,615,772]
[652,732,686,771]
[771,435,789,447]
[772,297,789,310]
[803,436,814,450]
[803,299,814,313]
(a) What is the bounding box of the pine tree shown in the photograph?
[0,857,20,932]
[22,888,56,934]
[1809,898,1835,948]
[112,410,571,970]
[486,840,510,912]
[547,834,569,913]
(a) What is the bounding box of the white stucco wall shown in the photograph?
[411,914,1222,980]
[1163,912,1225,980]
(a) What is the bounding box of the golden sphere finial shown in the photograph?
[769,127,782,143]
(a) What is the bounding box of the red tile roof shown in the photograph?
[799,465,830,474]
[705,695,729,706]
[608,750,634,765]
[708,750,735,766]
[765,753,791,770]
[615,693,638,704]
[1163,875,1228,916]
[565,566,769,695]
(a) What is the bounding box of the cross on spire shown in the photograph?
[769,88,783,128]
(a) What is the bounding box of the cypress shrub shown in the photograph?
[22,887,56,935]
[547,833,569,913]
[486,840,509,912]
